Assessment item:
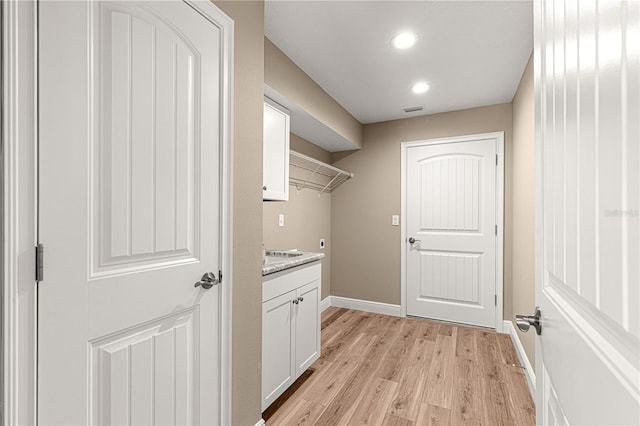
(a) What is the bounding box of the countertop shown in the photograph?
[262,250,325,276]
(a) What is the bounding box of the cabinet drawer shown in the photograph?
[262,262,321,303]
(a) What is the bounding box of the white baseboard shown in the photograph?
[255,419,266,426]
[502,320,536,397]
[320,296,332,312]
[328,295,402,317]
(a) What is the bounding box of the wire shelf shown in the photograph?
[289,150,354,194]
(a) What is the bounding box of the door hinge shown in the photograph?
[495,294,497,305]
[495,224,498,236]
[36,244,44,283]
[218,270,222,284]
[496,154,498,166]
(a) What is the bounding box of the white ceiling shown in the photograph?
[265,0,533,125]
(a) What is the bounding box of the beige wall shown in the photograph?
[331,104,514,321]
[264,38,363,149]
[212,2,264,425]
[263,134,332,300]
[289,132,332,164]
[511,54,535,369]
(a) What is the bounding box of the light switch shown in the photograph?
[278,214,285,227]
[319,238,325,249]
[392,215,400,226]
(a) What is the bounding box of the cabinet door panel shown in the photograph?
[262,290,295,410]
[263,100,290,201]
[294,281,320,377]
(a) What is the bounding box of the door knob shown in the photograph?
[408,237,420,244]
[194,272,218,290]
[515,307,542,335]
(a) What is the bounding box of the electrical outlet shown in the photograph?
[319,238,325,249]
[278,214,284,227]
[392,215,400,226]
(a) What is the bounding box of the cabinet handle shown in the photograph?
[263,186,267,191]
[298,296,304,302]
[292,299,299,304]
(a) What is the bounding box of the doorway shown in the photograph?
[401,132,505,329]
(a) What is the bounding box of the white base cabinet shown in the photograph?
[262,262,321,411]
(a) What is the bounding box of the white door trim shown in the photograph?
[400,131,505,332]
[199,2,234,423]
[0,1,234,424]
[195,2,235,423]
[1,1,38,424]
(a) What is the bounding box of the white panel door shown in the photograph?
[533,0,640,424]
[38,1,230,424]
[406,135,502,328]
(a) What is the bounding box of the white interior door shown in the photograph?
[38,1,230,424]
[533,0,640,424]
[405,134,503,328]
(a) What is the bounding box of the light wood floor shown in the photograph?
[264,307,535,426]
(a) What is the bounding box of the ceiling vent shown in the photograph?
[402,105,424,113]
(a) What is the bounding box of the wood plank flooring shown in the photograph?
[264,307,534,426]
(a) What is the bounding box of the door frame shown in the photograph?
[400,131,505,332]
[1,1,234,424]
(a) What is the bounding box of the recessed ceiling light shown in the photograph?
[412,82,430,94]
[391,32,417,49]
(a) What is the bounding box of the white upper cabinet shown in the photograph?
[263,99,290,201]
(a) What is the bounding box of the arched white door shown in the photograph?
[38,1,232,424]
[532,1,639,424]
